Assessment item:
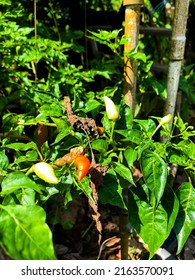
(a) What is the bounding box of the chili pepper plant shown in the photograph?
[0,1,195,260]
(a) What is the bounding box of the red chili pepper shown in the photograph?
[74,155,91,181]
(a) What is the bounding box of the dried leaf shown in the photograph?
[64,96,98,136]
[54,146,84,166]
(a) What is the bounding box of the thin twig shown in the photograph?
[0,132,32,142]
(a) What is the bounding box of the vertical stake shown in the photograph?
[123,0,143,114]
[121,0,144,260]
[163,0,190,130]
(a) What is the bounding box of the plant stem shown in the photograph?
[37,149,44,161]
[0,133,31,142]
[17,121,57,127]
[25,165,35,176]
[152,123,162,137]
[110,121,116,143]
[119,212,129,260]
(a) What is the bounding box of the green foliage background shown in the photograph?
[0,0,195,260]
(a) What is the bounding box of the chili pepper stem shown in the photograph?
[110,120,116,147]
[152,114,172,137]
[151,123,162,138]
[25,165,35,176]
[37,149,44,161]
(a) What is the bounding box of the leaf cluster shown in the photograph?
[0,0,195,260]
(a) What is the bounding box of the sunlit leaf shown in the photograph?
[1,172,42,196]
[113,162,135,186]
[0,205,56,259]
[92,139,108,153]
[0,152,9,170]
[4,142,38,151]
[174,182,195,254]
[128,180,179,258]
[98,168,126,208]
[141,149,167,203]
[75,176,94,203]
[134,119,156,138]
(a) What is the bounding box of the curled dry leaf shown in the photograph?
[88,163,109,246]
[54,146,84,167]
[64,96,98,136]
[97,236,121,260]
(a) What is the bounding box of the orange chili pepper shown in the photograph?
[97,126,105,135]
[74,155,91,181]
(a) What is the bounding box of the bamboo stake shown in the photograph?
[33,0,38,82]
[123,0,143,114]
[163,0,190,129]
[121,0,143,260]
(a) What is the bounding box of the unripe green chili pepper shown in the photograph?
[33,162,59,184]
[104,96,119,121]
[74,155,91,181]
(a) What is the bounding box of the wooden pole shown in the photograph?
[163,0,190,129]
[123,0,144,114]
[121,0,143,260]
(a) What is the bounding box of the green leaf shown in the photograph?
[115,128,144,144]
[173,140,195,161]
[134,119,156,139]
[101,114,112,134]
[131,52,147,63]
[176,115,187,132]
[98,168,126,208]
[1,172,42,196]
[84,99,101,113]
[18,188,36,205]
[128,180,179,258]
[141,149,167,203]
[39,103,62,117]
[4,142,38,151]
[168,149,189,166]
[117,104,133,130]
[124,147,138,168]
[51,116,69,132]
[39,186,59,203]
[0,152,9,170]
[0,0,11,5]
[119,34,130,45]
[12,150,38,165]
[52,128,72,144]
[0,205,56,259]
[88,29,122,42]
[174,182,195,254]
[1,188,36,206]
[93,70,111,80]
[151,78,167,100]
[92,139,108,153]
[75,176,94,203]
[3,188,36,206]
[113,162,135,186]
